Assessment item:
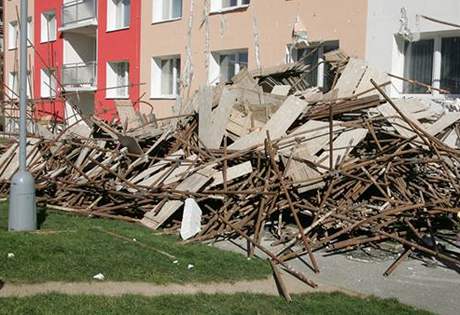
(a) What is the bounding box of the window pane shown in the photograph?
[49,14,56,40]
[441,37,460,94]
[163,0,171,20]
[297,48,319,87]
[110,62,128,97]
[172,0,182,19]
[220,54,236,82]
[161,59,173,95]
[175,58,181,95]
[238,52,248,70]
[403,39,434,94]
[123,0,130,27]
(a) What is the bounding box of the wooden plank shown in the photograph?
[115,100,142,130]
[209,161,253,188]
[127,150,184,185]
[142,168,216,229]
[286,120,344,156]
[229,95,310,150]
[198,86,213,147]
[116,133,144,155]
[378,102,427,139]
[427,112,460,136]
[271,85,291,96]
[317,128,368,170]
[443,129,459,148]
[205,87,239,149]
[334,58,367,98]
[335,58,389,98]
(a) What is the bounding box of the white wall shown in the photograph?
[63,33,96,64]
[366,0,460,96]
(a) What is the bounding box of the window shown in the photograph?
[402,35,460,95]
[27,17,33,47]
[8,72,18,98]
[151,56,181,98]
[107,0,131,31]
[8,71,32,98]
[288,41,339,91]
[40,69,57,98]
[107,61,129,98]
[210,0,250,12]
[403,39,434,94]
[9,18,33,49]
[209,50,248,84]
[441,37,460,94]
[8,21,18,49]
[153,0,182,23]
[41,11,57,43]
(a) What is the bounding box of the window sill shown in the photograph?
[106,96,130,100]
[106,26,130,33]
[210,5,250,15]
[40,39,57,44]
[152,17,182,25]
[150,95,177,100]
[8,47,17,51]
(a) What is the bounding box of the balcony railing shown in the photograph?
[62,62,97,89]
[62,0,97,28]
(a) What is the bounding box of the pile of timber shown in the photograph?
[0,57,459,287]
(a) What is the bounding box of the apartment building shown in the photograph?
[141,0,368,117]
[3,0,460,124]
[366,0,460,98]
[3,0,141,124]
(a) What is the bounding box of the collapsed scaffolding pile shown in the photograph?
[0,55,459,287]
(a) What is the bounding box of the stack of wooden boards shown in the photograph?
[0,57,459,288]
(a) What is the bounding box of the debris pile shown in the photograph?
[1,56,459,287]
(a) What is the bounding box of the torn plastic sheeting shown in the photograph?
[180,198,203,240]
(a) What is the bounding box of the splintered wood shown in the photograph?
[1,55,459,288]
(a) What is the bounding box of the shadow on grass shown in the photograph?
[37,207,47,229]
[0,202,47,230]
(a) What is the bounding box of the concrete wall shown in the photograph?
[366,0,460,96]
[140,0,368,118]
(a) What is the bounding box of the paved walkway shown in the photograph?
[0,277,354,298]
[215,239,460,315]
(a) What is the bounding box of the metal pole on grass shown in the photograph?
[8,0,36,231]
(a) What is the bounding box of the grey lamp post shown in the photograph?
[8,0,36,231]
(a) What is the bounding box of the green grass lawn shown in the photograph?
[0,203,270,284]
[0,292,432,315]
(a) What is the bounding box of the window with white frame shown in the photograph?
[8,71,32,98]
[9,18,33,49]
[40,68,57,98]
[8,21,18,49]
[151,56,181,98]
[288,41,339,91]
[27,17,33,47]
[403,35,460,95]
[209,50,248,84]
[41,11,57,43]
[210,0,250,12]
[8,72,18,98]
[153,0,182,23]
[106,61,129,98]
[107,0,131,31]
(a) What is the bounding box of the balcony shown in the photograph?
[60,0,97,32]
[62,62,97,91]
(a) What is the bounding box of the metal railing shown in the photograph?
[62,61,97,88]
[62,0,97,27]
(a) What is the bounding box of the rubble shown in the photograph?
[0,54,459,289]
